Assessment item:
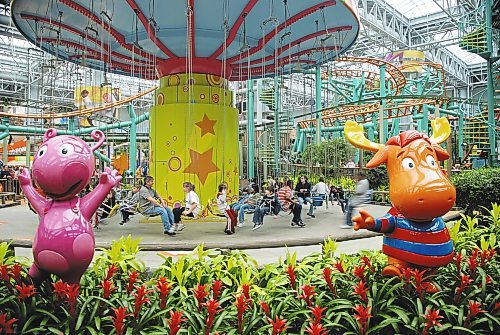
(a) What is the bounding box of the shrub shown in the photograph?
[451,167,500,215]
[1,207,499,334]
[366,166,388,190]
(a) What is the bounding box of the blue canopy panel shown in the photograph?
[11,0,360,81]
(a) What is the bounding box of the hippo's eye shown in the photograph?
[402,157,415,170]
[37,145,48,158]
[426,155,437,168]
[59,143,75,156]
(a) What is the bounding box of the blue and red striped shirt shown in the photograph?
[370,207,454,267]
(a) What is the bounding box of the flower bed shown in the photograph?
[1,205,499,335]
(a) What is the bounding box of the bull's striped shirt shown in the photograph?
[370,207,454,267]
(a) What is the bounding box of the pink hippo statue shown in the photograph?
[19,128,121,284]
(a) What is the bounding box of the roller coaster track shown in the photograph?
[299,59,447,129]
[299,98,444,128]
[334,57,407,96]
[0,86,157,119]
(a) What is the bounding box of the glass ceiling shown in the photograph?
[384,0,459,19]
[383,0,486,66]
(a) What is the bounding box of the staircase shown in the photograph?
[458,4,500,164]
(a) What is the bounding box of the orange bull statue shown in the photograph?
[344,117,456,285]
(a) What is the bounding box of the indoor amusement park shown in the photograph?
[0,0,499,334]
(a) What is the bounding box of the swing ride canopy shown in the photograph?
[11,0,360,81]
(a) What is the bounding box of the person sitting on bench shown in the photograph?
[172,181,200,232]
[278,180,305,227]
[138,176,175,236]
[217,183,237,235]
[119,184,141,225]
[251,186,278,231]
[236,184,261,227]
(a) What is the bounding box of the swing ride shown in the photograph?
[10,0,361,207]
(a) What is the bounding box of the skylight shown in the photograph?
[384,0,458,19]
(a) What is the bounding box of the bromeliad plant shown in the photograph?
[0,207,499,334]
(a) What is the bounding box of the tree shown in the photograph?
[301,138,355,168]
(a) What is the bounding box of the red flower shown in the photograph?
[235,294,251,334]
[299,285,317,307]
[421,308,443,335]
[193,284,209,311]
[9,264,23,284]
[127,271,140,293]
[465,300,485,324]
[354,305,372,335]
[494,302,500,314]
[333,260,345,273]
[488,248,496,260]
[468,249,479,276]
[99,280,116,299]
[66,284,80,317]
[454,253,462,271]
[203,299,221,335]
[286,265,296,289]
[352,280,369,303]
[52,280,69,301]
[269,315,288,335]
[361,256,374,272]
[241,283,251,301]
[212,280,223,300]
[454,274,472,303]
[156,277,172,309]
[401,267,414,284]
[132,284,151,318]
[105,264,119,281]
[353,265,366,282]
[322,267,336,295]
[305,322,328,335]
[260,300,271,317]
[111,307,129,335]
[0,313,17,334]
[411,269,427,299]
[309,305,326,325]
[15,283,36,300]
[0,265,9,282]
[167,310,185,335]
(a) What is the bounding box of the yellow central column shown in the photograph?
[150,74,239,216]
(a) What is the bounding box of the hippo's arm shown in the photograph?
[371,213,396,233]
[80,167,121,220]
[20,183,48,215]
[18,168,48,215]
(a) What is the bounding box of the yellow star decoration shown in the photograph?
[195,114,217,137]
[183,148,220,184]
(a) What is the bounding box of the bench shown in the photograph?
[139,204,227,224]
[0,192,20,208]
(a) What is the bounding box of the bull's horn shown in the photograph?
[344,120,384,152]
[430,117,451,144]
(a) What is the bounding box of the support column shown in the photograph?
[273,76,280,175]
[458,111,464,161]
[127,104,137,176]
[247,79,255,179]
[1,118,9,164]
[486,0,496,163]
[379,65,386,143]
[315,66,322,144]
[68,117,76,134]
[25,136,31,168]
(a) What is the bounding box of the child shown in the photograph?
[217,183,237,235]
[119,184,141,225]
[251,186,278,231]
[172,181,200,232]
